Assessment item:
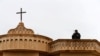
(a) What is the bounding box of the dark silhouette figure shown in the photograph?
[72,30,81,39]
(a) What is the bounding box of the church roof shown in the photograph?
[0,8,53,40]
[0,22,52,40]
[8,22,34,35]
[49,39,100,45]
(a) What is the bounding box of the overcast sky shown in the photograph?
[0,0,100,40]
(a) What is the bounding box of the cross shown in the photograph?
[16,8,26,22]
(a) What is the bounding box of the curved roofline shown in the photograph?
[49,39,100,45]
[0,34,53,41]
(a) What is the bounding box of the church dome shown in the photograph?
[8,22,34,35]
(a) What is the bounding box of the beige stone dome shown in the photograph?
[8,22,34,35]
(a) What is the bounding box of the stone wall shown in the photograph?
[3,51,39,56]
[0,35,52,52]
[60,52,96,56]
[50,39,100,53]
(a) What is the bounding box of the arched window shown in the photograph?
[29,39,32,41]
[34,40,36,42]
[45,42,47,44]
[42,41,44,43]
[24,39,27,41]
[38,40,41,42]
[3,40,5,42]
[11,39,13,41]
[20,39,23,41]
[0,41,2,43]
[6,39,9,41]
[15,39,18,41]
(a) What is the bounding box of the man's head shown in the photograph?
[75,29,78,33]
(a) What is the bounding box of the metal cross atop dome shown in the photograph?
[16,8,26,22]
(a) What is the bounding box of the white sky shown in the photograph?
[0,0,100,40]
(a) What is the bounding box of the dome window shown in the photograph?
[24,39,27,41]
[29,39,32,41]
[42,41,44,43]
[6,39,9,41]
[20,39,23,41]
[3,40,5,42]
[34,40,36,42]
[38,40,41,42]
[15,39,18,41]
[11,39,13,41]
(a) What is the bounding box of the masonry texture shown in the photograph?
[0,22,100,56]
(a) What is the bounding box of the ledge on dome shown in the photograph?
[7,22,34,36]
[49,39,98,44]
[34,34,53,41]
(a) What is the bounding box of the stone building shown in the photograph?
[0,21,99,56]
[0,9,100,56]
